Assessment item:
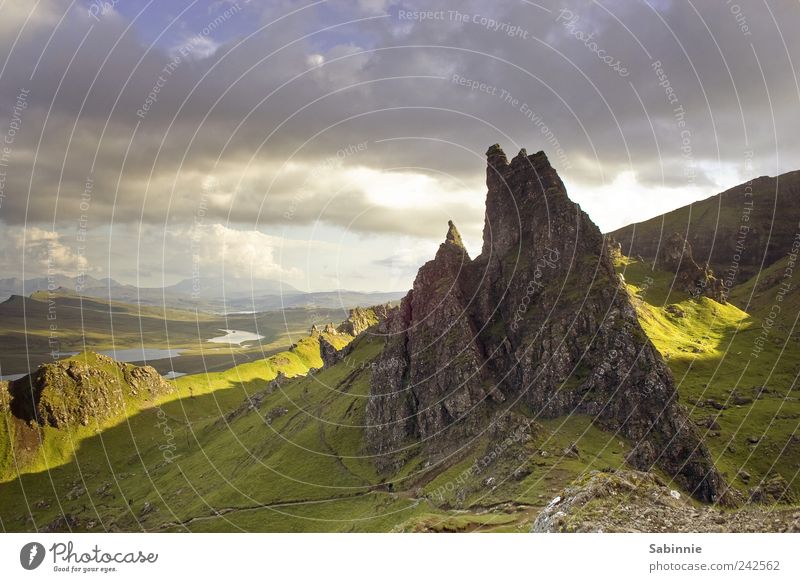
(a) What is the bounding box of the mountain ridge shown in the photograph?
[609,169,800,284]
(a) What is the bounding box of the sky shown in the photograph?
[0,0,797,292]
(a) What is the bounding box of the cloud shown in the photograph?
[183,223,303,280]
[0,0,797,288]
[171,34,223,60]
[2,227,89,277]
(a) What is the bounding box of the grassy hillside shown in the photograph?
[616,257,800,500]
[0,323,642,533]
[0,327,347,484]
[729,255,800,320]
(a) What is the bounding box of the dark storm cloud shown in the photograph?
[0,0,797,236]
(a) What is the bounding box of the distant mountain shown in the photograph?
[0,274,405,313]
[224,290,407,312]
[609,170,800,283]
[165,277,301,298]
[0,274,111,298]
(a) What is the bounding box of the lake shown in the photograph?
[98,348,184,362]
[207,329,265,345]
[0,373,26,381]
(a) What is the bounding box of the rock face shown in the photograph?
[337,305,392,336]
[365,145,726,503]
[317,304,395,367]
[658,232,725,302]
[6,353,173,428]
[319,336,347,367]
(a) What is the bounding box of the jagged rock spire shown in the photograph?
[486,143,508,168]
[366,145,728,504]
[444,220,465,248]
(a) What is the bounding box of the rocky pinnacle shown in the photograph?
[365,145,728,503]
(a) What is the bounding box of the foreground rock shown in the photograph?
[533,470,800,533]
[366,145,727,503]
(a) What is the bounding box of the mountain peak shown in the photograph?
[486,143,508,169]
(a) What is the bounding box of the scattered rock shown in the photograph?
[657,232,726,303]
[512,466,531,481]
[66,484,85,500]
[140,501,156,516]
[95,482,112,496]
[533,470,797,533]
[43,513,80,532]
[265,406,288,424]
[696,417,721,431]
[664,304,686,318]
[749,475,796,504]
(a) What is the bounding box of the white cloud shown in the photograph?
[171,34,223,60]
[306,53,325,67]
[0,0,60,36]
[3,227,89,277]
[567,171,712,232]
[184,223,303,280]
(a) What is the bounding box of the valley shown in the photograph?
[0,291,347,377]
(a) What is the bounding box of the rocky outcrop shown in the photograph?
[319,336,346,367]
[6,353,173,428]
[337,305,392,336]
[658,232,725,302]
[317,304,394,368]
[748,475,796,504]
[366,145,727,503]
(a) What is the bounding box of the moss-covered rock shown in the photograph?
[7,352,173,429]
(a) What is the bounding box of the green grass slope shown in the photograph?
[2,270,797,532]
[0,325,642,532]
[0,327,348,484]
[616,256,800,500]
